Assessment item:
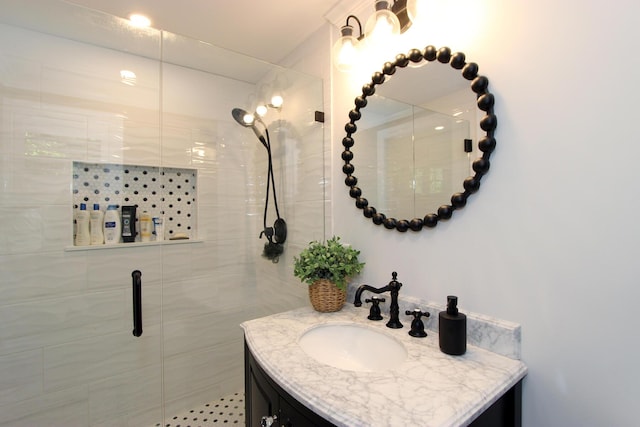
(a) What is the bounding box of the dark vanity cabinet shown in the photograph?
[245,340,521,427]
[245,342,335,427]
[469,380,522,427]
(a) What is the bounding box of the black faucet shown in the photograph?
[354,271,403,329]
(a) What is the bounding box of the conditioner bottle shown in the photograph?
[74,203,90,246]
[139,211,152,242]
[439,296,467,355]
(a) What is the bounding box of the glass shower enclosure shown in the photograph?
[0,1,325,425]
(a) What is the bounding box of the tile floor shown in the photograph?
[159,391,244,427]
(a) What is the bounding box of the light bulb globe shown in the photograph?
[332,24,361,72]
[364,1,401,45]
[255,104,268,117]
[270,95,284,109]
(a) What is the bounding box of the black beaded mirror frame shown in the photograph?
[341,46,497,232]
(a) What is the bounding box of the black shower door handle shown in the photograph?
[132,270,143,337]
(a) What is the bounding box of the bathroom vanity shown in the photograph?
[242,306,527,427]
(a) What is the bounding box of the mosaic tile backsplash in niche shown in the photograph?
[73,162,197,241]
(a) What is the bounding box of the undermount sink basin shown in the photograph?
[299,323,407,372]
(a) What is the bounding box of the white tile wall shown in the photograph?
[0,19,324,427]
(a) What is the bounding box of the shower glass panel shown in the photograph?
[0,1,325,425]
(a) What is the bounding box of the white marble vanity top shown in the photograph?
[241,305,527,427]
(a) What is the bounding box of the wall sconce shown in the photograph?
[333,0,413,72]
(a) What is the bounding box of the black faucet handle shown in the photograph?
[365,296,385,321]
[406,309,430,338]
[405,308,430,319]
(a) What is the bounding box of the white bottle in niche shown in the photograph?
[75,203,90,246]
[140,211,152,242]
[103,205,121,245]
[90,204,104,245]
[153,217,164,241]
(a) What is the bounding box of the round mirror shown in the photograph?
[342,46,496,232]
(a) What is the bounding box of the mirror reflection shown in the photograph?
[356,92,474,220]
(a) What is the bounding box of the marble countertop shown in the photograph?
[241,305,527,427]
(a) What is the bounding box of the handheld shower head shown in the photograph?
[231,108,267,148]
[231,108,286,262]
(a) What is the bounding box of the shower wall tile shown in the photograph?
[282,150,325,203]
[0,156,71,207]
[0,289,126,356]
[198,203,253,243]
[0,384,88,426]
[88,364,162,427]
[163,264,256,322]
[0,251,86,304]
[162,63,253,121]
[159,243,195,283]
[162,308,248,359]
[85,246,162,290]
[207,269,258,312]
[0,205,71,255]
[0,349,42,405]
[11,108,89,160]
[189,240,254,279]
[198,167,253,207]
[163,339,243,408]
[85,117,122,164]
[161,276,223,323]
[283,200,324,243]
[0,34,42,92]
[205,123,256,168]
[256,281,308,318]
[43,324,162,392]
[119,119,161,166]
[161,124,195,167]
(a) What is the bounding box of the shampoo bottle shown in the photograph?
[139,211,152,242]
[89,204,104,245]
[103,205,121,245]
[74,203,90,246]
[439,296,467,355]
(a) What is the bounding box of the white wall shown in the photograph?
[324,0,640,425]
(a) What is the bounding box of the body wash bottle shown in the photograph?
[121,205,136,243]
[103,205,121,245]
[439,296,467,355]
[89,204,104,245]
[75,203,90,246]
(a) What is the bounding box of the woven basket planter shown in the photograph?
[308,279,346,312]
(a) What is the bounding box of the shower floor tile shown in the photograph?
[159,391,244,427]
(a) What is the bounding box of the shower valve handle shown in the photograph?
[260,226,274,240]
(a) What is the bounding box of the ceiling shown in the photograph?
[65,0,358,64]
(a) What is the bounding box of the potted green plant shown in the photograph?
[293,236,365,312]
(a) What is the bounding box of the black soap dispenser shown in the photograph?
[439,296,467,355]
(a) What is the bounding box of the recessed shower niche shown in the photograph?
[72,161,198,245]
